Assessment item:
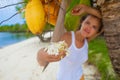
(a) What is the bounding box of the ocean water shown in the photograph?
[0,32,33,47]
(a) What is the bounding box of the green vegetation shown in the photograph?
[43,23,55,31]
[0,23,29,32]
[88,36,119,80]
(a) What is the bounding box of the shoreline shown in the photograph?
[0,32,34,48]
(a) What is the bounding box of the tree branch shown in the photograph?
[0,2,26,9]
[0,8,25,25]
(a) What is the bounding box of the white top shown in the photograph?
[57,31,88,80]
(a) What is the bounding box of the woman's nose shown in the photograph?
[87,25,92,30]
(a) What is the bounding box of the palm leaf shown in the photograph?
[66,0,80,13]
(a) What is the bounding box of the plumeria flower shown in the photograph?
[44,41,69,56]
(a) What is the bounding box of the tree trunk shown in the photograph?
[51,0,72,42]
[101,0,120,77]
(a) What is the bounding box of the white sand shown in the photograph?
[0,37,100,80]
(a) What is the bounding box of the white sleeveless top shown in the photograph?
[57,31,88,80]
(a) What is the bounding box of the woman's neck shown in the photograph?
[75,31,85,42]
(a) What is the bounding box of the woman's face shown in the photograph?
[80,15,100,38]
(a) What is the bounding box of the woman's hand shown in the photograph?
[37,48,66,66]
[71,4,88,16]
[71,4,102,18]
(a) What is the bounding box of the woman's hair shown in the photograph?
[77,14,103,33]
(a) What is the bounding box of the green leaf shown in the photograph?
[79,0,91,6]
[66,0,80,13]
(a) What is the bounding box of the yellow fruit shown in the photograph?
[25,0,45,34]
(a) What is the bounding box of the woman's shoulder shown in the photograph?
[60,31,72,46]
[60,32,71,40]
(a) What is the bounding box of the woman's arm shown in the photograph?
[37,47,65,66]
[71,4,102,18]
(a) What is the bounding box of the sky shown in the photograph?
[0,0,25,25]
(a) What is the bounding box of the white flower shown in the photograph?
[44,41,69,56]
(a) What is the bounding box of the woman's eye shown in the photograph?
[93,26,97,30]
[86,21,90,24]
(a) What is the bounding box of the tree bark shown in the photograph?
[101,0,120,77]
[51,0,72,42]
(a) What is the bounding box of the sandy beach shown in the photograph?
[0,37,100,80]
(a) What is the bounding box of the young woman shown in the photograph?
[37,4,103,80]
